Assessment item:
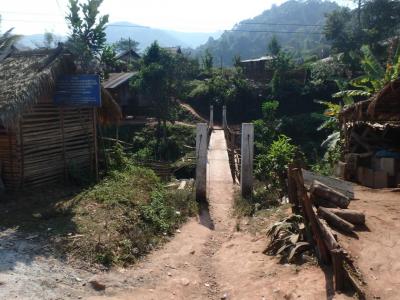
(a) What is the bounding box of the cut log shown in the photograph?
[317,207,355,233]
[310,180,350,209]
[326,208,365,225]
[311,195,338,208]
[314,212,339,251]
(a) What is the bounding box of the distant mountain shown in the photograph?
[18,22,221,52]
[195,0,341,66]
[105,22,221,51]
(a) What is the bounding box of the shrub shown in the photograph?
[255,135,299,192]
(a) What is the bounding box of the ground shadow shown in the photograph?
[354,223,371,232]
[0,185,82,273]
[198,200,215,230]
[321,264,356,300]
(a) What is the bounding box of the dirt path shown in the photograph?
[179,102,208,123]
[86,130,342,300]
[334,187,400,299]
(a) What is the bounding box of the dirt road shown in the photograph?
[87,130,341,300]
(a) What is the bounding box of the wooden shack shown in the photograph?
[0,47,120,191]
[104,72,154,117]
[339,80,400,188]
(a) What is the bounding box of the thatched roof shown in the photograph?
[0,46,75,126]
[340,79,400,124]
[0,46,121,127]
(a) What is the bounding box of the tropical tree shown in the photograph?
[201,49,213,73]
[268,35,281,56]
[113,38,139,52]
[65,0,109,72]
[131,42,176,159]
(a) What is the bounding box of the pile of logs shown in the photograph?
[288,166,366,298]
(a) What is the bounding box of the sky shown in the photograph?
[0,0,352,35]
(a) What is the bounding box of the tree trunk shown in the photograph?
[310,180,350,209]
[317,207,355,233]
[326,208,365,225]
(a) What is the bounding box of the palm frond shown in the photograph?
[333,90,371,98]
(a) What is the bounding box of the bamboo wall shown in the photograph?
[0,127,20,190]
[0,100,95,190]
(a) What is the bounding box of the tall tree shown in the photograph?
[268,36,281,56]
[113,38,139,52]
[65,0,109,72]
[132,42,175,159]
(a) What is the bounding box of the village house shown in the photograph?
[340,80,400,188]
[0,47,120,191]
[239,56,274,82]
[114,49,141,72]
[103,72,153,118]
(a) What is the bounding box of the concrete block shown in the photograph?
[379,157,398,176]
[373,170,389,189]
[396,174,400,187]
[334,161,346,178]
[360,167,374,188]
[371,156,381,171]
[357,166,365,184]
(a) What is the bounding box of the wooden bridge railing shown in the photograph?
[224,124,241,184]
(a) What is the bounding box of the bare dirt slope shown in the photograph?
[335,186,400,299]
[87,130,345,300]
[0,228,94,299]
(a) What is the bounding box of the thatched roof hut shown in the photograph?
[339,80,400,188]
[0,47,121,190]
[340,79,400,124]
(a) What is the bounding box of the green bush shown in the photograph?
[255,135,299,191]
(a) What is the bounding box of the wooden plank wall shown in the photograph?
[0,127,21,190]
[18,103,94,189]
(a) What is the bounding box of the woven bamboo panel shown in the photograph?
[1,102,95,190]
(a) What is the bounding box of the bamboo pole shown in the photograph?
[93,107,99,182]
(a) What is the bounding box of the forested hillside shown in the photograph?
[195,0,340,66]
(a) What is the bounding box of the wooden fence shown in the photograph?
[288,166,365,298]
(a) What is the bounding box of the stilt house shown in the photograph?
[339,80,400,188]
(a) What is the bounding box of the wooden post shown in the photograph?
[292,168,329,264]
[18,117,24,188]
[222,105,227,129]
[60,107,67,181]
[209,105,214,129]
[196,123,208,201]
[93,108,99,182]
[287,165,300,214]
[240,123,254,198]
[331,249,345,291]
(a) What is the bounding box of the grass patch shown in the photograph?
[61,166,197,266]
[233,181,281,218]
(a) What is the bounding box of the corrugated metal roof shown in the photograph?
[240,56,274,63]
[103,72,136,89]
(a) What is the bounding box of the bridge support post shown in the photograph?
[222,105,227,129]
[196,123,208,201]
[240,123,254,198]
[210,105,214,129]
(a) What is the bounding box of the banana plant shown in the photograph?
[333,44,400,101]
